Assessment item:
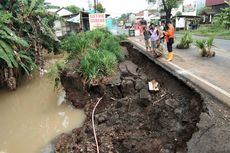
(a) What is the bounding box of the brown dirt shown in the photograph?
[55,42,204,153]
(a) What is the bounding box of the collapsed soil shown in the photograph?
[55,42,204,153]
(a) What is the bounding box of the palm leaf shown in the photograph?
[0,40,18,68]
[206,36,214,51]
[18,51,37,69]
[0,27,29,47]
[0,11,12,24]
[18,61,30,75]
[29,0,37,13]
[0,46,12,67]
[195,39,205,49]
[40,19,59,41]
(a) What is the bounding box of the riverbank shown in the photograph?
[54,42,204,153]
[0,54,86,153]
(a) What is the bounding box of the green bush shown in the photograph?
[61,32,88,56]
[61,29,114,57]
[61,28,123,83]
[47,59,66,78]
[79,49,117,82]
[116,34,128,42]
[213,4,230,29]
[176,32,193,49]
[85,29,112,48]
[195,36,215,57]
[99,35,124,60]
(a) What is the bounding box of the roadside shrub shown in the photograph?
[213,4,230,29]
[79,49,117,82]
[61,29,113,57]
[195,36,215,57]
[99,35,124,60]
[116,34,128,42]
[176,32,193,49]
[62,29,124,83]
[61,32,88,57]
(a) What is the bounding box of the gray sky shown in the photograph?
[45,0,149,17]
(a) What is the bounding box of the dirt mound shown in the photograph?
[55,42,204,153]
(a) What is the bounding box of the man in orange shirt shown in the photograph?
[163,20,174,61]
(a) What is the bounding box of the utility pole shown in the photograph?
[94,0,96,13]
[88,0,92,10]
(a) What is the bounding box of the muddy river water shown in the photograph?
[0,74,86,153]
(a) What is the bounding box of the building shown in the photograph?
[202,0,229,23]
[49,8,90,37]
[171,0,205,29]
[206,0,229,12]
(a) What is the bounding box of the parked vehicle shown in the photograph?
[133,19,147,35]
[125,22,132,29]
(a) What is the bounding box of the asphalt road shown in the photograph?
[173,35,230,94]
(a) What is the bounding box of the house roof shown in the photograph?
[206,0,226,6]
[48,7,73,17]
[67,14,81,23]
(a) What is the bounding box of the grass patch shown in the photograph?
[79,49,117,81]
[47,59,66,79]
[176,25,230,39]
[61,29,124,83]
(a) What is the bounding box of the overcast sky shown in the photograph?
[45,0,149,17]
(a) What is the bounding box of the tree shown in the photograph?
[213,3,230,29]
[96,2,105,13]
[0,0,59,90]
[118,13,132,22]
[66,5,81,14]
[147,0,181,21]
[0,10,33,90]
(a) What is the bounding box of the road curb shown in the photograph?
[127,38,230,107]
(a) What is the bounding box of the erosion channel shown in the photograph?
[55,42,205,153]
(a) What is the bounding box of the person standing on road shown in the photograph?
[160,22,166,43]
[143,26,151,51]
[149,24,160,56]
[163,20,174,61]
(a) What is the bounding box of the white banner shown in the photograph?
[176,17,185,28]
[89,13,106,30]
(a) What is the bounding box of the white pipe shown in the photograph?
[92,97,103,153]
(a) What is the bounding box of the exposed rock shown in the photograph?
[119,62,129,76]
[138,88,151,107]
[135,79,146,91]
[121,79,135,97]
[105,72,121,86]
[119,60,138,76]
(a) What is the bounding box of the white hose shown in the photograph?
[92,97,103,153]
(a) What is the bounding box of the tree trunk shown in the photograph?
[165,10,171,21]
[6,68,16,90]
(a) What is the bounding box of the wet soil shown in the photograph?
[55,42,204,153]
